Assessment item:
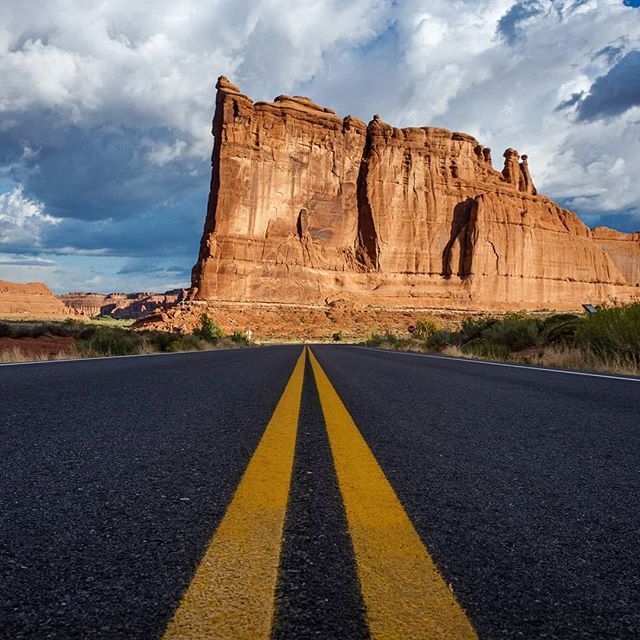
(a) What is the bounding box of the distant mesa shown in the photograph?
[0,280,74,319]
[186,76,640,312]
[0,284,188,321]
[59,290,188,319]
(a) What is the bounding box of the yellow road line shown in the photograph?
[163,348,306,640]
[308,348,477,640]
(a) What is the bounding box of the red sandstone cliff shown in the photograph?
[0,281,74,319]
[190,76,639,311]
[59,290,187,318]
[592,228,640,288]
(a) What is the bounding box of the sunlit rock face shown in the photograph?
[190,76,639,311]
[59,290,187,318]
[592,228,640,288]
[0,281,74,319]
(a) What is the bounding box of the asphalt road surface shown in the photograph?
[1,345,639,639]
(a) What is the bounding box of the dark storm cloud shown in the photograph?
[0,109,210,259]
[594,44,625,65]
[1,187,205,260]
[555,91,584,112]
[577,50,640,121]
[38,200,205,257]
[1,120,209,222]
[497,1,544,44]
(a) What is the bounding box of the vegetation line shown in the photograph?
[0,346,249,367]
[362,303,640,378]
[355,347,640,382]
[0,313,251,364]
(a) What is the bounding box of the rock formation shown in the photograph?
[58,292,109,317]
[0,281,75,319]
[190,76,639,311]
[592,228,640,288]
[59,290,187,318]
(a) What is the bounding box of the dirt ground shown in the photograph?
[134,300,480,342]
[0,335,75,358]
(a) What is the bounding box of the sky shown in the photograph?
[0,0,639,294]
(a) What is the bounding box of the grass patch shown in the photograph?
[575,302,640,365]
[0,315,252,363]
[0,347,54,364]
[0,320,77,340]
[89,316,136,327]
[364,303,640,376]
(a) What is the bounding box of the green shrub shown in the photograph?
[540,313,581,344]
[380,330,400,345]
[0,317,252,360]
[575,303,640,363]
[413,317,440,340]
[358,305,640,375]
[460,316,498,343]
[332,331,343,342]
[147,330,175,352]
[478,311,540,352]
[462,338,512,360]
[79,328,139,356]
[426,330,452,352]
[365,330,400,347]
[193,314,223,342]
[231,330,250,345]
[365,333,383,346]
[166,335,209,352]
[0,321,68,339]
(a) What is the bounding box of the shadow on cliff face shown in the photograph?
[442,198,476,278]
[355,144,379,271]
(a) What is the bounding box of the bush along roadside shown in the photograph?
[0,314,252,362]
[365,304,640,376]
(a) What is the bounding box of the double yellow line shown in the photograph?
[164,347,476,640]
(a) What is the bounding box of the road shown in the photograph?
[1,345,639,639]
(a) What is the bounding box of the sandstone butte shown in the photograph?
[59,289,187,318]
[0,280,74,319]
[188,76,640,313]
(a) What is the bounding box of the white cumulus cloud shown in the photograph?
[0,186,60,250]
[1,0,640,292]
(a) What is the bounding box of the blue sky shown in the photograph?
[1,0,639,293]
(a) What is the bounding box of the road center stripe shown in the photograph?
[309,348,477,640]
[163,348,306,640]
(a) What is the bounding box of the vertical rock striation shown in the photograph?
[190,77,639,311]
